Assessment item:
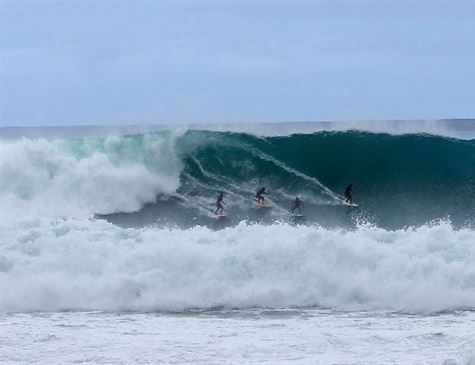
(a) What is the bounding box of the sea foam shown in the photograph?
[0,133,183,218]
[1,218,474,313]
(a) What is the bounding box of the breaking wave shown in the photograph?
[1,128,474,313]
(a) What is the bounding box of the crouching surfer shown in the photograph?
[256,187,268,204]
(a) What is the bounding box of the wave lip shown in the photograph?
[2,119,474,139]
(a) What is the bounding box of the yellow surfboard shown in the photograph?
[254,200,272,208]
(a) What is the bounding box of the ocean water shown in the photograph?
[1,120,474,364]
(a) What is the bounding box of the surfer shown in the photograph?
[344,183,354,204]
[291,196,304,214]
[215,192,226,215]
[256,187,268,204]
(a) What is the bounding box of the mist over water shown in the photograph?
[1,122,474,314]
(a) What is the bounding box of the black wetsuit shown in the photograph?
[291,198,303,214]
[344,184,353,203]
[256,187,268,203]
[215,193,225,215]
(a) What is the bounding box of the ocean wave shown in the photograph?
[2,130,473,228]
[1,218,474,313]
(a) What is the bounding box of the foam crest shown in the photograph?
[1,219,474,313]
[0,133,183,218]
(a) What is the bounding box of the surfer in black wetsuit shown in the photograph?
[344,183,354,204]
[291,196,304,214]
[256,187,268,204]
[215,192,225,215]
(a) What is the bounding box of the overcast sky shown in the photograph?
[1,0,474,126]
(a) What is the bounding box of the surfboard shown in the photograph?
[211,213,227,219]
[290,213,304,218]
[254,201,272,208]
[342,201,358,207]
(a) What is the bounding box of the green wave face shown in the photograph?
[173,130,475,228]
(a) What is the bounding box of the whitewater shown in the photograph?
[1,122,475,364]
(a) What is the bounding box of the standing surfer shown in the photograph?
[291,196,304,214]
[344,183,354,204]
[215,192,226,215]
[256,187,268,204]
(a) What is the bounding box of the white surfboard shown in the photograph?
[290,213,304,218]
[342,201,358,207]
